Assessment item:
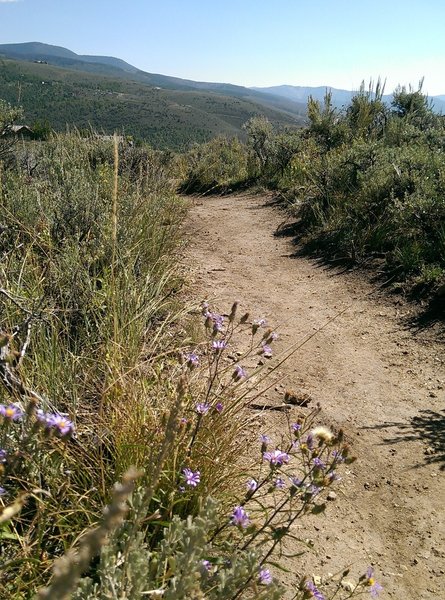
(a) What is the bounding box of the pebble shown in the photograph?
[327,491,337,501]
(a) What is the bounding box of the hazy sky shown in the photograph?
[1,0,445,94]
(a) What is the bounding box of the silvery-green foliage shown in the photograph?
[72,529,150,600]
[72,490,151,600]
[158,498,218,599]
[73,496,282,599]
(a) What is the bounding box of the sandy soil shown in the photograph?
[184,193,445,599]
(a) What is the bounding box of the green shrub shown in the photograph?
[275,84,445,288]
[179,136,249,194]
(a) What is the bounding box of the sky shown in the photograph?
[1,0,445,95]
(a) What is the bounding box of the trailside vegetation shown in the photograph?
[180,82,445,298]
[271,83,445,295]
[0,104,382,599]
[287,82,445,295]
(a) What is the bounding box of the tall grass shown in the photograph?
[0,131,189,594]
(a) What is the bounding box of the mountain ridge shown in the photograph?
[0,42,307,117]
[0,55,304,149]
[252,84,445,112]
[2,42,443,148]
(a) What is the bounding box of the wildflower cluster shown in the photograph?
[65,300,382,600]
[168,398,381,599]
[169,294,380,599]
[0,400,76,506]
[177,301,282,505]
[36,409,75,437]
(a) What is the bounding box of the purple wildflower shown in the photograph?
[306,433,314,450]
[308,484,321,497]
[185,352,199,368]
[0,449,7,463]
[365,567,383,598]
[212,339,227,352]
[260,434,272,445]
[231,505,250,528]
[36,410,75,436]
[233,365,247,380]
[246,478,258,492]
[0,486,6,496]
[180,417,188,425]
[0,404,23,422]
[290,476,303,488]
[258,568,273,585]
[274,477,286,489]
[215,402,223,413]
[312,457,325,470]
[305,580,325,600]
[182,468,200,487]
[252,318,267,334]
[201,559,212,572]
[332,450,345,463]
[196,403,210,415]
[263,449,290,466]
[47,414,75,436]
[205,312,224,332]
[291,422,302,432]
[261,343,273,356]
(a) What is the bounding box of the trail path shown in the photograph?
[184,193,445,599]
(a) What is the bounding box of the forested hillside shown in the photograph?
[0,55,304,148]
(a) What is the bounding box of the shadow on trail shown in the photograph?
[404,294,445,332]
[274,219,357,275]
[362,408,445,470]
[273,214,445,329]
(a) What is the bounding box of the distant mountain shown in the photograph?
[0,42,139,73]
[4,42,442,149]
[0,42,307,120]
[0,56,304,149]
[251,85,353,107]
[252,84,445,113]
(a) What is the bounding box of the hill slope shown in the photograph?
[0,43,307,114]
[0,42,139,73]
[0,43,308,147]
[0,57,304,149]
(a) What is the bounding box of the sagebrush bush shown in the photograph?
[179,136,250,194]
[267,83,445,290]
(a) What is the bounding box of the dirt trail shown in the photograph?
[184,193,445,599]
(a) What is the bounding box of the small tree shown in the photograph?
[391,81,436,129]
